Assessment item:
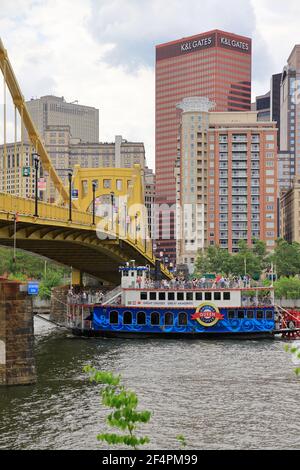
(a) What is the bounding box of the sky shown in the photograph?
[0,0,300,170]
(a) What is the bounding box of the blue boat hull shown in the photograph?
[82,305,276,339]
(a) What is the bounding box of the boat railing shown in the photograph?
[134,281,272,291]
[67,303,94,331]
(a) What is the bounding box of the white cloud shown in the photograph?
[0,0,155,166]
[0,0,300,170]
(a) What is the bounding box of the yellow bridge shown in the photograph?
[0,39,170,284]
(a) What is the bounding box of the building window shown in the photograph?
[178,312,187,326]
[137,312,146,325]
[164,312,174,326]
[109,311,119,324]
[123,311,133,325]
[228,310,235,319]
[151,312,160,326]
[159,292,166,301]
[103,179,111,189]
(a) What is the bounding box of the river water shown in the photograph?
[0,317,299,450]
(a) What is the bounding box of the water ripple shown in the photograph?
[0,318,299,450]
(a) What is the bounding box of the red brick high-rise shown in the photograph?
[155,30,252,266]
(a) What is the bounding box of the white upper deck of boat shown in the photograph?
[119,263,274,309]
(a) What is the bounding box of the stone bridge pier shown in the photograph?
[0,280,36,386]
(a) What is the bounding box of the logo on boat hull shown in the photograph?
[192,303,224,328]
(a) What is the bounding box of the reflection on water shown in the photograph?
[0,317,299,450]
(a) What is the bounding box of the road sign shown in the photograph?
[22,166,31,177]
[27,282,39,296]
[38,178,46,191]
[72,189,79,200]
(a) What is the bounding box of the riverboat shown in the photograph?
[67,261,297,340]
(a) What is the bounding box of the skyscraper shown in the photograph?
[26,95,99,143]
[155,30,252,265]
[175,97,278,273]
[279,46,300,191]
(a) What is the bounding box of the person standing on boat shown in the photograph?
[81,290,87,304]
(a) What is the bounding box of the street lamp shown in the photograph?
[92,181,97,225]
[32,153,40,217]
[123,202,127,236]
[135,213,138,245]
[68,171,73,222]
[110,192,115,231]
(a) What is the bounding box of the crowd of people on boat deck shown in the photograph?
[67,287,105,305]
[143,274,252,290]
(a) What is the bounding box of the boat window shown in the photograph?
[131,272,135,277]
[159,292,166,301]
[178,312,188,326]
[247,310,254,319]
[214,292,221,301]
[256,310,264,319]
[196,292,203,301]
[109,311,119,324]
[164,312,174,326]
[150,292,157,301]
[151,312,160,326]
[137,312,146,325]
[123,271,129,277]
[238,310,245,319]
[266,310,273,320]
[123,311,132,325]
[177,292,184,301]
[228,310,235,319]
[168,292,175,301]
[140,292,147,300]
[205,292,212,301]
[223,292,231,300]
[186,292,193,301]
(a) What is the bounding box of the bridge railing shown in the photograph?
[0,192,99,226]
[0,192,156,261]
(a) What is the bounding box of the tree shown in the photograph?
[194,250,210,277]
[270,239,300,277]
[194,246,232,277]
[229,240,261,278]
[84,366,151,450]
[274,277,300,299]
[39,270,64,300]
[0,247,69,283]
